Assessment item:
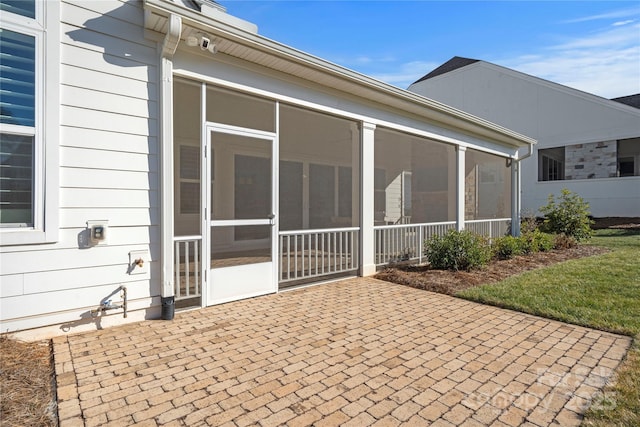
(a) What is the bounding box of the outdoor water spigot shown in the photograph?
[134,258,144,268]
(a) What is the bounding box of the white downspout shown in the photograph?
[159,14,182,320]
[511,143,534,236]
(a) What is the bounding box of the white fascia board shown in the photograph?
[143,0,536,151]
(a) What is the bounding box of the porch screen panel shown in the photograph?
[279,104,360,231]
[374,128,456,225]
[279,161,303,230]
[206,86,275,132]
[173,78,202,236]
[465,149,512,220]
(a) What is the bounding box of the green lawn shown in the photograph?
[457,228,640,426]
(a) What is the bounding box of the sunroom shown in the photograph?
[144,0,535,312]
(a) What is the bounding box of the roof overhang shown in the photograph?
[144,0,536,150]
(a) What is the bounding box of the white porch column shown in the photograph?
[159,15,181,318]
[456,146,467,231]
[511,159,521,236]
[360,122,376,276]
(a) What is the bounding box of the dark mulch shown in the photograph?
[375,217,640,296]
[375,245,609,295]
[592,217,640,230]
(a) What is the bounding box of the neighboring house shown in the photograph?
[409,56,640,218]
[0,1,533,336]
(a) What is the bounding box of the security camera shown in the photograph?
[200,36,210,50]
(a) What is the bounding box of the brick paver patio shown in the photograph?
[53,278,631,426]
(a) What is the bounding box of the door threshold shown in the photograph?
[279,274,358,293]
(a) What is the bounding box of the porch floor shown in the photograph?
[54,278,630,426]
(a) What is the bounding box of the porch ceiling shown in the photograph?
[144,0,536,151]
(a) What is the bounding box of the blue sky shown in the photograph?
[218,1,640,99]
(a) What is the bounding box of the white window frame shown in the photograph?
[0,1,59,245]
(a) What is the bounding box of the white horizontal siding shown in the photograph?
[23,263,159,295]
[62,65,158,101]
[0,226,159,255]
[62,85,155,119]
[60,25,155,67]
[59,208,159,228]
[60,189,158,209]
[1,275,24,298]
[61,106,158,136]
[1,279,155,319]
[61,127,157,154]
[62,0,144,27]
[1,242,157,275]
[0,297,159,334]
[61,146,158,173]
[61,44,156,83]
[61,1,152,48]
[61,168,158,191]
[0,0,163,333]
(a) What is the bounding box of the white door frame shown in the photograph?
[202,122,279,306]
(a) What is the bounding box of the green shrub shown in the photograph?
[520,229,555,253]
[539,188,594,241]
[425,229,491,271]
[492,235,524,260]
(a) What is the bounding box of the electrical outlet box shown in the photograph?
[129,250,149,275]
[87,220,109,245]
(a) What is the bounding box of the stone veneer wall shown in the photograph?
[565,140,617,180]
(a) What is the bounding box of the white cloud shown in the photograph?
[498,22,640,98]
[613,20,635,26]
[561,7,640,24]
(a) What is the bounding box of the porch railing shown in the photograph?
[374,221,456,265]
[279,227,359,283]
[174,235,202,301]
[374,218,510,266]
[466,218,511,241]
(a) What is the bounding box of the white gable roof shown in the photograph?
[409,58,640,144]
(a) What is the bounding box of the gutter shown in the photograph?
[158,13,182,320]
[511,139,535,236]
[143,0,535,150]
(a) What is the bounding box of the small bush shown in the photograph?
[425,229,491,271]
[539,188,593,241]
[554,233,578,250]
[520,229,555,254]
[492,235,524,260]
[520,211,541,235]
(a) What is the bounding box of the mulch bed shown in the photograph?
[375,245,609,295]
[0,336,56,426]
[375,217,640,296]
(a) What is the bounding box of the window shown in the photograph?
[617,138,640,177]
[538,147,565,181]
[0,0,59,244]
[1,29,36,227]
[618,158,634,177]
